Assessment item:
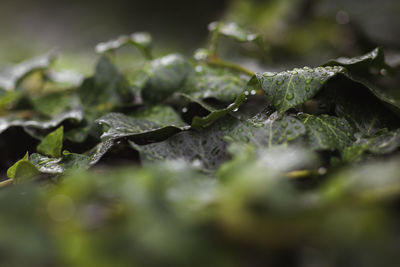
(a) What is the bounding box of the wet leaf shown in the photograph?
[182,64,248,102]
[298,113,354,151]
[208,21,263,47]
[97,108,189,142]
[224,109,306,148]
[129,118,236,171]
[141,54,192,103]
[250,66,346,113]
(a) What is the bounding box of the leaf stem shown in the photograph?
[207,58,255,76]
[287,170,318,179]
[0,179,13,189]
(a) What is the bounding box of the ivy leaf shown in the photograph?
[298,114,354,151]
[190,93,247,129]
[0,52,55,91]
[141,54,192,103]
[6,152,39,181]
[129,118,236,172]
[29,153,64,174]
[323,47,400,115]
[343,129,400,162]
[78,56,130,108]
[250,66,346,113]
[31,91,82,118]
[97,108,189,142]
[182,64,248,102]
[0,110,83,136]
[224,109,306,148]
[322,47,389,74]
[208,21,263,47]
[95,32,153,59]
[37,126,64,158]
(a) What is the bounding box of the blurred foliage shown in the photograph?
[1,0,400,266]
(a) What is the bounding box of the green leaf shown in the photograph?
[299,114,354,151]
[0,110,83,136]
[323,47,400,115]
[324,156,400,201]
[343,129,400,162]
[224,109,306,148]
[37,126,64,158]
[78,56,130,108]
[95,32,153,59]
[29,153,64,174]
[182,64,248,102]
[97,109,189,142]
[191,93,247,129]
[7,152,39,181]
[141,54,192,103]
[0,52,55,91]
[31,92,81,117]
[208,21,264,51]
[129,118,237,171]
[322,47,389,74]
[250,66,346,113]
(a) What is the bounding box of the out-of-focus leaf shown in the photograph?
[208,21,263,47]
[224,109,306,147]
[78,57,130,108]
[6,152,39,181]
[343,129,400,162]
[324,156,400,201]
[0,110,83,136]
[36,126,64,158]
[182,64,248,102]
[299,113,354,151]
[95,32,153,59]
[250,66,346,113]
[0,52,55,91]
[323,48,400,115]
[141,54,192,103]
[31,92,81,117]
[323,47,389,74]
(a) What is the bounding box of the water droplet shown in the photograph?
[305,78,313,84]
[264,72,276,77]
[244,91,249,95]
[250,89,257,95]
[233,108,239,112]
[182,107,188,113]
[380,68,388,76]
[286,93,294,100]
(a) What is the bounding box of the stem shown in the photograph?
[286,170,318,179]
[207,58,255,76]
[0,179,13,189]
